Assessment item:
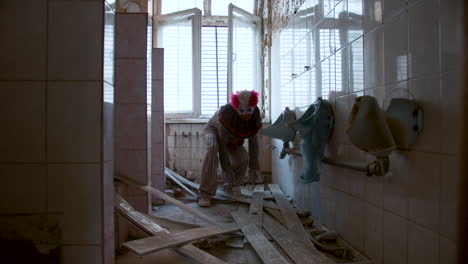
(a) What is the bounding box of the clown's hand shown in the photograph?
[248,169,262,184]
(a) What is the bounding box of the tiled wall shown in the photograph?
[165,123,273,180]
[114,12,151,242]
[151,48,166,196]
[270,0,463,263]
[0,0,115,263]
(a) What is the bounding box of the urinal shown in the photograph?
[346,95,396,157]
[288,98,334,183]
[262,107,297,143]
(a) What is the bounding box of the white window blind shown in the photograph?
[201,26,228,116]
[158,18,194,113]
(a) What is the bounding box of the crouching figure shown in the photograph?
[198,90,262,207]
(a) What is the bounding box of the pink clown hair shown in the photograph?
[230,93,240,109]
[230,90,259,110]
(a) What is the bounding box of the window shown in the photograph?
[201,26,228,116]
[154,0,261,119]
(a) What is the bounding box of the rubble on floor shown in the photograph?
[115,169,372,264]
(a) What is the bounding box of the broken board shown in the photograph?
[268,184,334,264]
[231,210,289,264]
[123,224,240,256]
[115,194,227,264]
[263,213,332,264]
[165,168,279,210]
[115,174,218,225]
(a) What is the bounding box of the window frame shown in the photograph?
[153,0,263,120]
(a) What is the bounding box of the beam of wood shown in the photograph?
[165,168,279,210]
[268,184,305,237]
[115,175,218,225]
[123,224,240,256]
[166,170,198,198]
[263,213,334,264]
[249,185,264,228]
[115,194,227,264]
[231,211,289,264]
[147,215,201,231]
[265,207,285,226]
[115,194,169,234]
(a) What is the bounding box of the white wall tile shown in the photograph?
[48,0,104,81]
[439,155,459,241]
[363,0,383,33]
[407,221,439,264]
[441,71,463,155]
[383,0,406,23]
[0,0,47,80]
[116,149,148,185]
[115,14,148,59]
[439,0,464,73]
[439,236,456,264]
[364,26,384,89]
[347,0,363,43]
[408,76,441,153]
[48,164,102,244]
[383,211,407,264]
[364,203,383,264]
[0,82,45,162]
[0,165,47,214]
[115,59,147,104]
[384,151,409,217]
[47,81,102,162]
[406,151,440,231]
[152,48,164,80]
[408,0,440,78]
[384,12,409,84]
[115,103,147,149]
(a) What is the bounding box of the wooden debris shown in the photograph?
[115,174,218,225]
[165,168,280,210]
[268,184,305,237]
[166,169,199,198]
[147,215,201,231]
[268,184,335,264]
[249,185,264,228]
[114,194,228,264]
[123,224,240,256]
[262,213,327,264]
[231,210,289,264]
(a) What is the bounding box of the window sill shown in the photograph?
[164,118,210,124]
[164,117,271,124]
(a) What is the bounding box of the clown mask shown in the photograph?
[230,90,259,120]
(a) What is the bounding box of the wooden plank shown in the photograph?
[265,207,285,226]
[231,211,289,264]
[268,184,305,237]
[249,185,264,228]
[115,194,169,234]
[263,213,334,264]
[115,175,218,225]
[166,170,198,198]
[123,224,240,256]
[166,168,279,210]
[115,194,227,264]
[147,215,201,231]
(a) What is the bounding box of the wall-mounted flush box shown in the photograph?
[385,98,423,150]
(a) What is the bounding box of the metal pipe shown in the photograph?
[280,146,389,176]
